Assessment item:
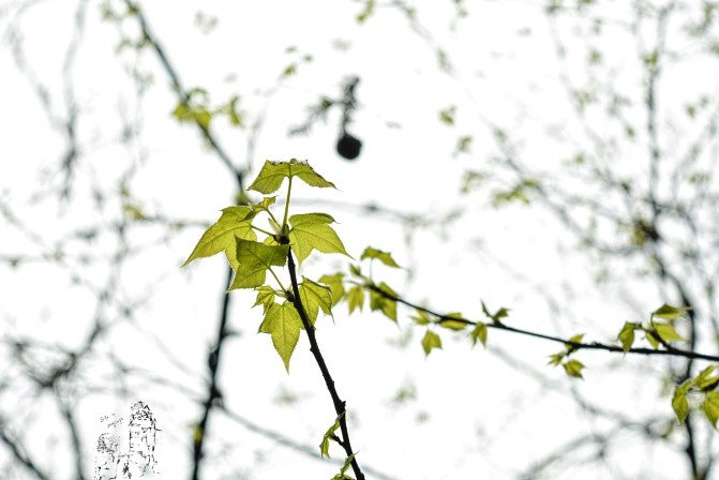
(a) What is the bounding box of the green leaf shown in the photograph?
[346,285,365,314]
[183,206,257,269]
[565,334,584,351]
[652,304,690,321]
[654,323,685,343]
[439,313,468,331]
[696,366,719,391]
[289,213,351,264]
[258,302,303,372]
[617,322,637,352]
[563,359,585,379]
[481,301,509,323]
[348,263,363,278]
[411,309,431,326]
[298,277,333,325]
[253,285,276,313]
[230,240,288,290]
[703,392,719,428]
[672,380,692,424]
[318,273,346,306]
[248,159,336,194]
[548,352,565,366]
[319,413,344,459]
[369,282,398,322]
[332,453,356,480]
[646,330,660,349]
[249,196,277,213]
[360,246,400,268]
[421,330,442,356]
[470,322,488,346]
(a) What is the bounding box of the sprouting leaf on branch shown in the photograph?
[565,333,584,353]
[320,412,344,459]
[332,453,357,480]
[703,392,719,428]
[229,240,288,290]
[548,352,565,366]
[411,309,431,326]
[360,246,400,268]
[289,213,351,264]
[253,285,277,313]
[298,277,333,324]
[617,322,639,352]
[481,301,509,324]
[653,323,685,343]
[696,366,719,391]
[439,313,468,331]
[563,359,585,379]
[652,304,691,321]
[369,282,398,322]
[258,302,303,372]
[672,380,692,424]
[319,273,346,306]
[346,285,365,313]
[182,206,257,270]
[471,322,488,346]
[421,330,442,356]
[248,159,336,194]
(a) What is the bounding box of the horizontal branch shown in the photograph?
[365,284,719,363]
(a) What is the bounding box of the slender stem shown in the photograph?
[282,175,293,228]
[267,266,286,292]
[252,225,275,237]
[286,249,365,480]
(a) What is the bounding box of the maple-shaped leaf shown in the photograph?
[258,302,303,372]
[229,240,288,290]
[253,285,277,313]
[299,277,333,325]
[182,206,257,270]
[248,159,336,194]
[318,273,346,306]
[289,213,350,264]
[421,330,442,356]
[346,285,365,313]
[360,246,400,268]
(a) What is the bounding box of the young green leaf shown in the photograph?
[617,322,637,352]
[654,323,685,343]
[421,330,442,356]
[182,206,257,269]
[360,246,400,268]
[229,240,289,290]
[411,309,431,326]
[439,313,468,331]
[470,322,488,346]
[258,302,303,372]
[563,359,585,379]
[253,285,277,313]
[318,273,346,306]
[369,282,398,322]
[248,159,336,194]
[646,330,660,349]
[672,380,692,424]
[703,391,719,428]
[696,366,719,391]
[298,277,333,324]
[481,301,509,323]
[652,303,690,321]
[332,453,356,480]
[346,285,365,313]
[319,412,344,459]
[548,352,565,366]
[565,334,585,352]
[288,213,351,264]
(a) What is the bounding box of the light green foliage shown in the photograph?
[230,240,288,290]
[672,366,719,427]
[346,285,365,313]
[332,453,357,480]
[320,412,344,459]
[563,359,585,379]
[248,159,336,194]
[672,380,692,424]
[439,105,456,125]
[703,392,719,428]
[617,322,639,352]
[360,246,400,268]
[253,285,277,313]
[471,322,488,346]
[299,277,333,324]
[319,273,346,306]
[481,301,509,324]
[653,323,684,343]
[369,282,398,322]
[182,206,256,270]
[411,309,431,326]
[439,313,468,331]
[289,213,350,264]
[421,330,442,356]
[652,303,691,320]
[259,302,303,372]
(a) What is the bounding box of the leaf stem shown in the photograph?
[282,175,293,228]
[252,225,275,237]
[267,267,286,292]
[286,249,365,480]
